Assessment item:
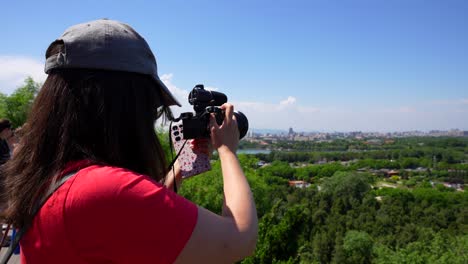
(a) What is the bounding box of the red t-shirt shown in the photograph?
[20,161,198,263]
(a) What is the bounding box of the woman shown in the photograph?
[1,19,257,263]
[0,118,16,248]
[0,119,14,165]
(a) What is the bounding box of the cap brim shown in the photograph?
[153,75,181,107]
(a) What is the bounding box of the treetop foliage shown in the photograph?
[0,76,40,127]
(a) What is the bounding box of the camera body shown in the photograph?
[169,84,249,178]
[179,84,248,139]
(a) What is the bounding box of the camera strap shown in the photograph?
[0,170,78,264]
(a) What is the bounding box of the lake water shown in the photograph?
[237,149,271,154]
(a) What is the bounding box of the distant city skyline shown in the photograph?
[248,128,468,135]
[1,1,467,131]
[249,128,468,134]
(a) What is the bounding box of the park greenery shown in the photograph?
[4,77,468,263]
[179,144,467,263]
[0,77,40,127]
[173,123,468,263]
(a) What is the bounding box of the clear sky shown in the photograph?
[1,0,467,132]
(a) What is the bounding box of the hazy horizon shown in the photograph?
[248,127,467,134]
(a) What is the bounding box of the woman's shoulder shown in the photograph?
[79,164,155,182]
[67,164,165,202]
[63,163,197,234]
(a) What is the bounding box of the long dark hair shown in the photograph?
[0,68,171,228]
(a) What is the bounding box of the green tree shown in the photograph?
[259,161,295,179]
[156,126,172,163]
[321,172,373,203]
[178,160,224,213]
[342,230,374,264]
[0,77,41,127]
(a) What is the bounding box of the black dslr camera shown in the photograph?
[176,84,248,139]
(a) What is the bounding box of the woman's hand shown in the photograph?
[190,138,212,157]
[209,103,239,154]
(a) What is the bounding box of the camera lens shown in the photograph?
[234,111,248,139]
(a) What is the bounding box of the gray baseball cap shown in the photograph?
[44,19,181,106]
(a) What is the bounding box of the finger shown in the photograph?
[190,143,209,154]
[191,138,208,148]
[190,139,202,150]
[222,103,234,124]
[232,118,240,138]
[209,113,220,130]
[194,138,209,144]
[210,126,217,140]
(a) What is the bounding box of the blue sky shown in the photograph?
[1,0,467,132]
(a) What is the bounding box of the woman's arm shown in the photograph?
[164,159,182,190]
[174,103,258,263]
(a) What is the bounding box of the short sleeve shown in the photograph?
[63,165,198,264]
